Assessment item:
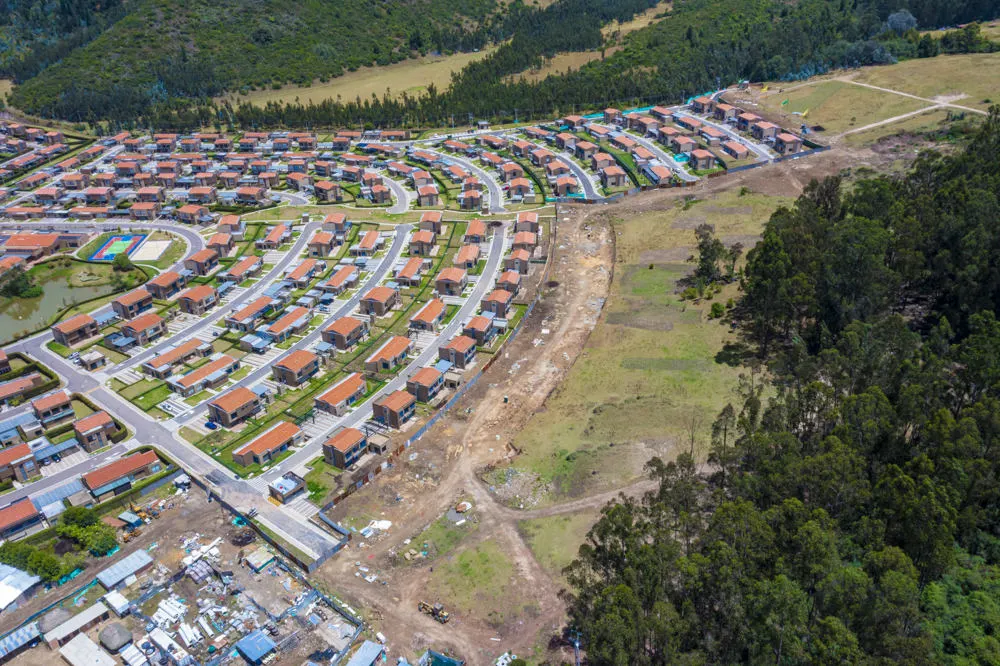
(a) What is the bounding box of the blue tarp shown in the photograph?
[235,630,276,664]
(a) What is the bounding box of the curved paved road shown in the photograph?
[423,149,507,213]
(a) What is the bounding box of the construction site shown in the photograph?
[0,479,375,666]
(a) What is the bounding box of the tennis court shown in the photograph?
[89,234,146,261]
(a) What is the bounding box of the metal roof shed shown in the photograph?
[60,634,116,666]
[235,630,276,665]
[345,640,385,666]
[97,550,153,590]
[0,622,39,662]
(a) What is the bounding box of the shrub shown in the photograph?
[710,302,725,319]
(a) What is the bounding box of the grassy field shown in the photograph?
[755,79,927,134]
[851,52,1000,110]
[411,513,478,561]
[0,79,12,102]
[511,51,607,83]
[222,48,494,107]
[602,0,671,38]
[505,189,790,504]
[842,107,957,146]
[518,510,599,585]
[425,540,522,622]
[921,22,1000,41]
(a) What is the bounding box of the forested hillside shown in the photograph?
[5,0,501,120]
[4,0,997,124]
[565,109,1000,665]
[146,0,998,130]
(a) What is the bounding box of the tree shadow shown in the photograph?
[715,340,754,367]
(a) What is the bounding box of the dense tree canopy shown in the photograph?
[566,110,1000,665]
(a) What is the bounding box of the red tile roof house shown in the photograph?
[32,389,73,425]
[444,164,469,183]
[360,286,400,316]
[308,231,336,258]
[751,121,780,141]
[184,249,219,276]
[320,265,359,295]
[315,373,366,415]
[530,148,555,166]
[52,313,99,346]
[219,171,240,188]
[0,498,43,538]
[508,177,533,199]
[147,270,188,299]
[314,180,342,202]
[223,255,263,282]
[409,230,436,256]
[505,248,532,274]
[272,349,320,387]
[83,450,162,500]
[407,366,444,402]
[285,172,311,191]
[112,288,154,320]
[121,312,167,346]
[256,224,290,250]
[700,126,726,146]
[370,184,391,204]
[544,160,570,180]
[322,316,370,350]
[499,162,524,183]
[419,211,444,234]
[177,284,219,315]
[439,334,477,369]
[177,204,210,224]
[454,243,481,269]
[590,152,615,171]
[670,135,697,155]
[498,270,522,294]
[265,306,311,342]
[457,189,481,211]
[690,96,714,114]
[208,232,234,258]
[83,186,113,205]
[396,256,425,287]
[736,112,762,132]
[322,212,351,234]
[365,336,413,374]
[225,296,274,332]
[714,103,738,122]
[722,141,750,160]
[130,202,160,220]
[561,115,586,129]
[74,410,119,452]
[689,149,717,171]
[462,177,482,192]
[410,298,446,333]
[217,214,245,239]
[417,186,440,207]
[775,132,804,155]
[0,374,43,406]
[207,386,265,428]
[574,140,599,160]
[232,421,302,468]
[286,259,323,288]
[351,230,381,257]
[482,288,514,318]
[435,267,468,297]
[372,389,416,429]
[554,132,577,150]
[323,427,369,469]
[187,186,217,204]
[33,186,63,204]
[235,186,269,205]
[513,231,538,252]
[465,219,488,243]
[601,166,628,188]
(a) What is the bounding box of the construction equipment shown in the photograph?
[418,600,451,624]
[122,528,142,543]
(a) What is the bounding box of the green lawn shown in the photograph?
[133,384,172,410]
[303,456,342,504]
[426,539,521,619]
[410,513,478,561]
[518,510,599,585]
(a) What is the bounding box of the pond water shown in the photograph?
[0,277,112,343]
